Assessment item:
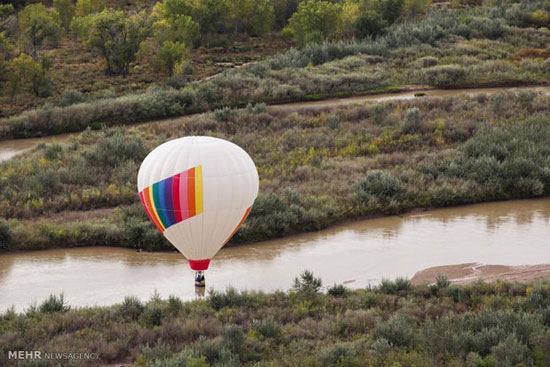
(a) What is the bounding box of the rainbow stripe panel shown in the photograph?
[139,166,203,233]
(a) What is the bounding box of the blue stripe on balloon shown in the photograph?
[158,180,173,228]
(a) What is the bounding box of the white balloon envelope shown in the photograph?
[137,136,259,272]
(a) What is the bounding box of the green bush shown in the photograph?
[415,56,438,68]
[318,343,357,367]
[208,288,260,311]
[293,270,322,294]
[374,314,417,348]
[490,336,532,367]
[423,64,466,88]
[142,304,164,327]
[0,220,12,250]
[401,107,423,134]
[354,170,403,204]
[328,284,348,297]
[39,293,70,313]
[120,295,145,320]
[378,277,411,295]
[252,316,283,339]
[56,89,87,107]
[354,10,387,39]
[222,324,245,353]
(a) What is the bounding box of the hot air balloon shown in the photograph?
[137,136,259,287]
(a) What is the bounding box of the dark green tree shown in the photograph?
[18,3,62,59]
[87,9,151,76]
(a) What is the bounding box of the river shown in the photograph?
[1,198,549,311]
[2,85,550,164]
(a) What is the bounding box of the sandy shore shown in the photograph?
[411,263,550,284]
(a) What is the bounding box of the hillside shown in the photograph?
[1,0,550,138]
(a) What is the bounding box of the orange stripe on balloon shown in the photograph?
[224,206,252,246]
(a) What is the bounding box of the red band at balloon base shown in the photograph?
[189,259,211,271]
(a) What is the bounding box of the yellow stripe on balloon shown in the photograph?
[148,186,165,232]
[195,165,203,215]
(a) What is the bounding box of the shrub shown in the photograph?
[490,336,532,367]
[531,331,550,367]
[378,277,411,295]
[354,170,403,204]
[0,220,13,250]
[84,129,146,167]
[293,270,322,294]
[328,115,340,130]
[374,315,416,348]
[120,295,145,320]
[196,337,237,366]
[328,284,348,297]
[39,294,70,313]
[208,288,260,311]
[415,56,438,68]
[56,89,87,107]
[525,283,550,310]
[318,343,357,367]
[401,107,423,134]
[214,107,237,122]
[444,285,467,302]
[370,104,387,125]
[249,102,267,114]
[354,10,387,39]
[222,324,245,353]
[423,64,465,88]
[530,9,550,28]
[252,317,283,339]
[143,303,164,327]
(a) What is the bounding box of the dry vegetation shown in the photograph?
[0,91,549,251]
[1,274,550,366]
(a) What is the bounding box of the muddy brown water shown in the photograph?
[1,85,550,163]
[0,134,73,163]
[0,198,549,311]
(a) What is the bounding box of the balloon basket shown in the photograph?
[194,271,206,288]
